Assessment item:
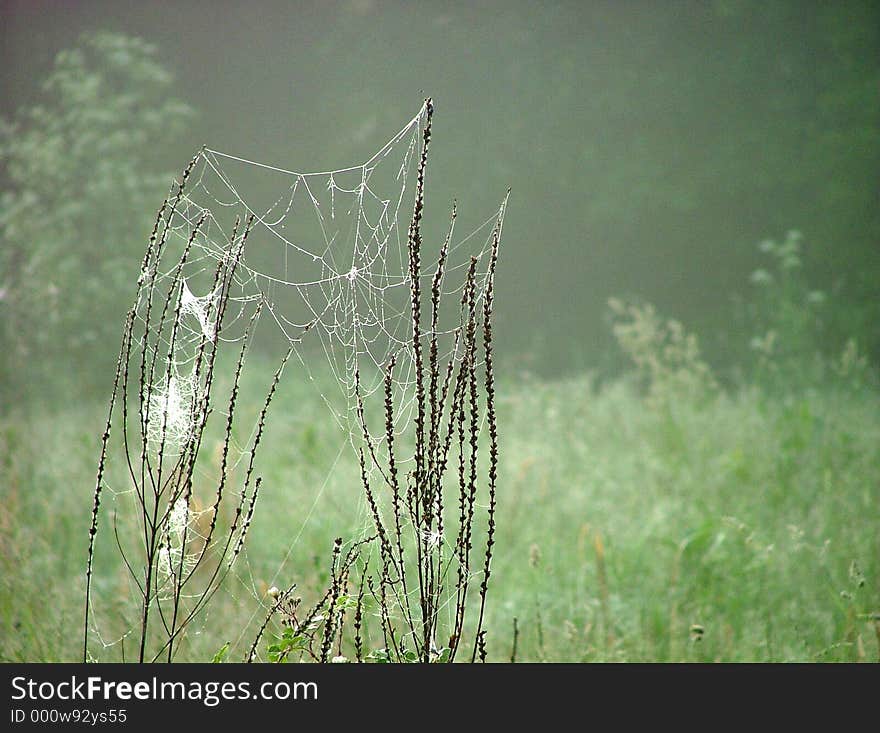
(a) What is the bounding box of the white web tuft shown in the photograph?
[179,279,219,341]
[155,497,198,596]
[146,365,197,452]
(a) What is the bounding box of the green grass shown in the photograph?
[1,365,878,662]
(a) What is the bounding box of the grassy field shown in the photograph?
[2,355,878,663]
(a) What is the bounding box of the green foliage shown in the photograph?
[3,357,878,662]
[742,230,875,392]
[366,648,391,664]
[260,567,458,663]
[0,31,193,401]
[267,627,309,663]
[608,297,717,410]
[211,642,230,663]
[745,230,823,385]
[494,371,879,662]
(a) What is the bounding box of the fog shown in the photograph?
[3,0,878,381]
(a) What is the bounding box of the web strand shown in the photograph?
[89,101,507,661]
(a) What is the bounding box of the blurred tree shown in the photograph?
[480,0,880,373]
[1,3,876,386]
[0,31,193,403]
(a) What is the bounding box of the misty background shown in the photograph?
[2,0,878,399]
[2,0,880,665]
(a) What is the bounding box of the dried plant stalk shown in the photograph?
[257,100,510,664]
[84,159,288,663]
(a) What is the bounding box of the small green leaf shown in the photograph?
[211,642,230,663]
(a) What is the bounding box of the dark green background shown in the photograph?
[2,0,878,380]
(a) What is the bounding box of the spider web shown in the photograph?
[88,100,507,660]
[146,100,507,460]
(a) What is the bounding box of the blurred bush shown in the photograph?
[0,32,193,404]
[611,229,878,399]
[608,297,717,411]
[743,230,875,393]
[745,230,825,388]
